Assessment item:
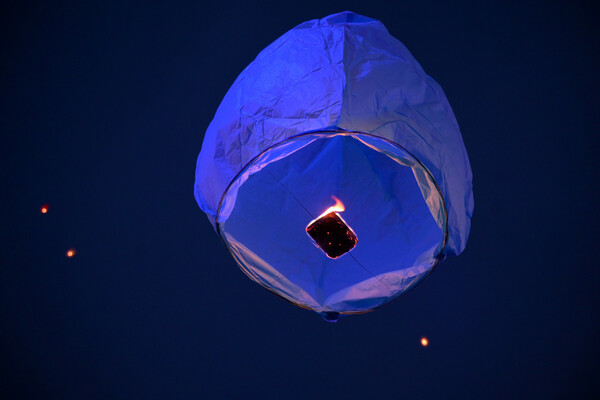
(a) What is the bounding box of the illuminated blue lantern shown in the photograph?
[194,11,473,320]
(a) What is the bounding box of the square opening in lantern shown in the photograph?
[306,211,358,259]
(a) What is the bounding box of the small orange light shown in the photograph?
[40,204,49,214]
[420,337,429,347]
[66,249,76,258]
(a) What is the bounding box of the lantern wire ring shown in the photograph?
[214,128,449,314]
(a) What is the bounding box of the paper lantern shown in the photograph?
[194,11,473,320]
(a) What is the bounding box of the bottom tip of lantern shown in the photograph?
[320,311,340,323]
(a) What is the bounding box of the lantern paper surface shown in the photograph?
[194,11,473,316]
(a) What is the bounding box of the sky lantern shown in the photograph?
[194,11,473,321]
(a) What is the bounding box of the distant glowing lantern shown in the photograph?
[194,11,473,320]
[421,337,429,347]
[40,204,49,214]
[66,249,76,258]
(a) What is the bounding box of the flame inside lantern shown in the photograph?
[306,196,358,259]
[318,195,345,218]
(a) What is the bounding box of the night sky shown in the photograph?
[2,1,598,399]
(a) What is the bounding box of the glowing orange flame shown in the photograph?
[421,337,429,347]
[40,204,49,214]
[66,249,76,258]
[319,196,345,218]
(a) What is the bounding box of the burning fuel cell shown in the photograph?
[306,197,358,259]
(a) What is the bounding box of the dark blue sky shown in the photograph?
[1,1,598,399]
